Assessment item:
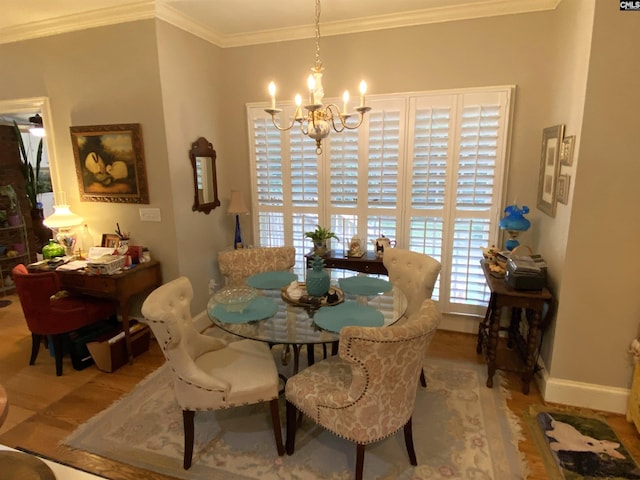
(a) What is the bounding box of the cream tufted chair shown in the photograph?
[218,246,296,287]
[141,277,284,469]
[383,248,441,387]
[285,299,441,480]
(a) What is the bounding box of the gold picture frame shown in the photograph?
[101,233,120,248]
[560,135,575,167]
[556,174,571,205]
[537,124,565,217]
[70,123,150,204]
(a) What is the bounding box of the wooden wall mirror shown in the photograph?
[189,137,220,214]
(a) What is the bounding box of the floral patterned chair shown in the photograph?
[217,246,296,287]
[383,248,441,387]
[141,276,284,469]
[284,299,441,480]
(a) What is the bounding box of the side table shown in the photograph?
[477,260,553,394]
[305,249,387,275]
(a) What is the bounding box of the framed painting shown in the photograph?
[101,233,120,248]
[557,174,571,205]
[560,135,575,167]
[536,124,565,217]
[70,123,150,204]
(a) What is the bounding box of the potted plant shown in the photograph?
[13,121,52,248]
[13,121,44,212]
[304,225,339,256]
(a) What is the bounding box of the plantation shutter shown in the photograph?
[248,86,513,316]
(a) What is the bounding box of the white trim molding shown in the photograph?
[537,364,630,414]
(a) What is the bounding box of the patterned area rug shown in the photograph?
[526,405,640,479]
[62,356,526,479]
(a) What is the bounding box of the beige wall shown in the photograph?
[155,21,229,311]
[544,0,640,407]
[0,21,180,309]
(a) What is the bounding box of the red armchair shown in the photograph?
[11,264,117,376]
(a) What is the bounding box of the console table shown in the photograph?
[305,249,387,275]
[28,260,163,364]
[477,260,553,394]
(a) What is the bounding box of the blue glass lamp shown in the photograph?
[499,204,531,251]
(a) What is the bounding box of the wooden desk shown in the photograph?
[305,249,387,275]
[477,261,553,394]
[57,261,162,363]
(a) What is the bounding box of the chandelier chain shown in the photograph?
[314,0,322,70]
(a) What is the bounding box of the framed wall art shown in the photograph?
[70,123,150,204]
[556,174,571,205]
[536,124,565,217]
[101,233,120,248]
[560,135,575,167]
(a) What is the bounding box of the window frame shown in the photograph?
[247,85,515,317]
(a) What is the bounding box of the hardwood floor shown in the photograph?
[0,292,638,479]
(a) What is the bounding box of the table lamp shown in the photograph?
[228,191,249,249]
[499,204,531,251]
[43,194,83,256]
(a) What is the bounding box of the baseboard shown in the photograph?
[440,313,479,334]
[536,362,629,414]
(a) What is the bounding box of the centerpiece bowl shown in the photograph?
[213,286,258,313]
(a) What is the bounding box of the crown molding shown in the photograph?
[0,1,155,45]
[211,0,561,48]
[0,0,561,48]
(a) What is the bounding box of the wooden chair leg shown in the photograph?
[285,400,297,455]
[269,398,284,456]
[183,409,195,469]
[420,368,427,388]
[403,417,417,466]
[51,334,64,376]
[29,333,42,365]
[355,444,366,480]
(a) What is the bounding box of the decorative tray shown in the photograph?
[281,283,344,308]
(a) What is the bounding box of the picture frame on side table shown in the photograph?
[101,233,121,248]
[537,124,565,217]
[560,135,575,167]
[556,174,571,205]
[70,123,150,204]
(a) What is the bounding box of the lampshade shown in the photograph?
[227,191,249,215]
[43,205,83,229]
[499,204,531,232]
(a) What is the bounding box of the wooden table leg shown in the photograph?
[486,301,502,388]
[477,293,494,354]
[521,309,542,395]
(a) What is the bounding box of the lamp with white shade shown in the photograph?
[43,193,83,256]
[228,191,249,249]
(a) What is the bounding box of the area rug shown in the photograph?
[62,357,527,479]
[526,405,640,479]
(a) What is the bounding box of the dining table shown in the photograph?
[207,272,407,375]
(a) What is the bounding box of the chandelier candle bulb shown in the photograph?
[342,91,349,115]
[294,94,303,120]
[268,82,276,109]
[359,80,367,107]
[307,75,315,104]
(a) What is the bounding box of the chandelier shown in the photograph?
[265,0,371,155]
